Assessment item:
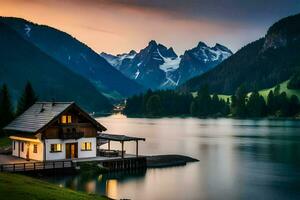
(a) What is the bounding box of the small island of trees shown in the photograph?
[124,84,300,118]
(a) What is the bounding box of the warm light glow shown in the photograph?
[85,180,96,194]
[9,136,41,143]
[61,115,72,124]
[106,179,118,199]
[0,0,286,54]
[81,142,92,151]
[68,115,72,123]
[61,115,67,124]
[51,144,62,152]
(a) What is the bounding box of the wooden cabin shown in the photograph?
[3,102,106,161]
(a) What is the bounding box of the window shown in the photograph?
[61,115,72,124]
[33,144,38,153]
[21,142,24,152]
[67,115,72,123]
[81,142,92,151]
[50,144,62,152]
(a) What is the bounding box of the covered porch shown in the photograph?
[97,133,145,158]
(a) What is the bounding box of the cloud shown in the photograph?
[80,25,117,35]
[94,0,300,25]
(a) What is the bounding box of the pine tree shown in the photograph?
[146,95,163,116]
[274,85,281,96]
[16,82,37,116]
[288,95,300,116]
[0,84,14,128]
[247,91,267,117]
[267,90,275,115]
[232,85,248,117]
[278,92,289,117]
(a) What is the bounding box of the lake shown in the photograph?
[44,114,300,200]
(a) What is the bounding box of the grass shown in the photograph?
[192,80,300,101]
[259,80,300,99]
[0,136,11,148]
[0,173,107,200]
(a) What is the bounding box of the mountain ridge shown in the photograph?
[179,13,300,94]
[100,40,232,90]
[0,17,145,99]
[0,21,112,112]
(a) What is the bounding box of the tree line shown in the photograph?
[0,82,37,134]
[124,84,300,118]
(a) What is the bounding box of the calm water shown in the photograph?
[45,114,300,200]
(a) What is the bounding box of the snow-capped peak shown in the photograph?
[157,48,181,73]
[100,40,232,90]
[100,50,137,69]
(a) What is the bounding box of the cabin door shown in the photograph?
[66,143,78,159]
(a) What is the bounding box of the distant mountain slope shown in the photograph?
[101,40,232,90]
[0,22,112,112]
[0,17,144,98]
[173,42,232,85]
[179,13,300,94]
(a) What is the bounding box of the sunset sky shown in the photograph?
[1,0,299,55]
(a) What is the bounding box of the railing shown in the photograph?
[0,161,73,173]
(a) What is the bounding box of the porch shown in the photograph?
[97,133,146,159]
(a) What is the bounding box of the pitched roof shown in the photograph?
[98,133,145,142]
[4,102,106,133]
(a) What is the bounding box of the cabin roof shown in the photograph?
[98,133,145,142]
[4,102,106,133]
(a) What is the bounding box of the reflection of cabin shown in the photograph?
[4,102,106,161]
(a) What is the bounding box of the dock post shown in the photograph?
[108,140,110,151]
[136,140,139,157]
[121,141,124,159]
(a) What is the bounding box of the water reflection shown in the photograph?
[44,116,300,200]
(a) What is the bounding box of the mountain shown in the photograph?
[0,17,144,99]
[101,40,232,90]
[179,13,300,94]
[0,21,112,112]
[172,42,232,85]
[101,50,137,70]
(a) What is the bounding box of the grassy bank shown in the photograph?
[259,81,300,99]
[0,173,107,200]
[192,80,300,101]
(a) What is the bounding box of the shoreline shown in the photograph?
[121,113,300,120]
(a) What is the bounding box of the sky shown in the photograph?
[1,0,299,55]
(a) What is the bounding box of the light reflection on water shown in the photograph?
[44,114,300,200]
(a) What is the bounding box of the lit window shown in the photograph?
[33,144,38,153]
[61,115,67,124]
[81,142,92,151]
[61,115,72,124]
[51,144,62,152]
[67,115,72,123]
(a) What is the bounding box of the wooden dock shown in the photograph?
[0,160,73,173]
[101,156,146,171]
[0,156,146,173]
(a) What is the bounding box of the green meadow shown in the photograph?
[0,173,107,200]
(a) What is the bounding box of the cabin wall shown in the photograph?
[12,140,19,157]
[28,142,44,161]
[45,138,96,160]
[11,140,43,161]
[43,125,97,139]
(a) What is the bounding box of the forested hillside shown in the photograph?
[0,22,112,112]
[180,13,300,94]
